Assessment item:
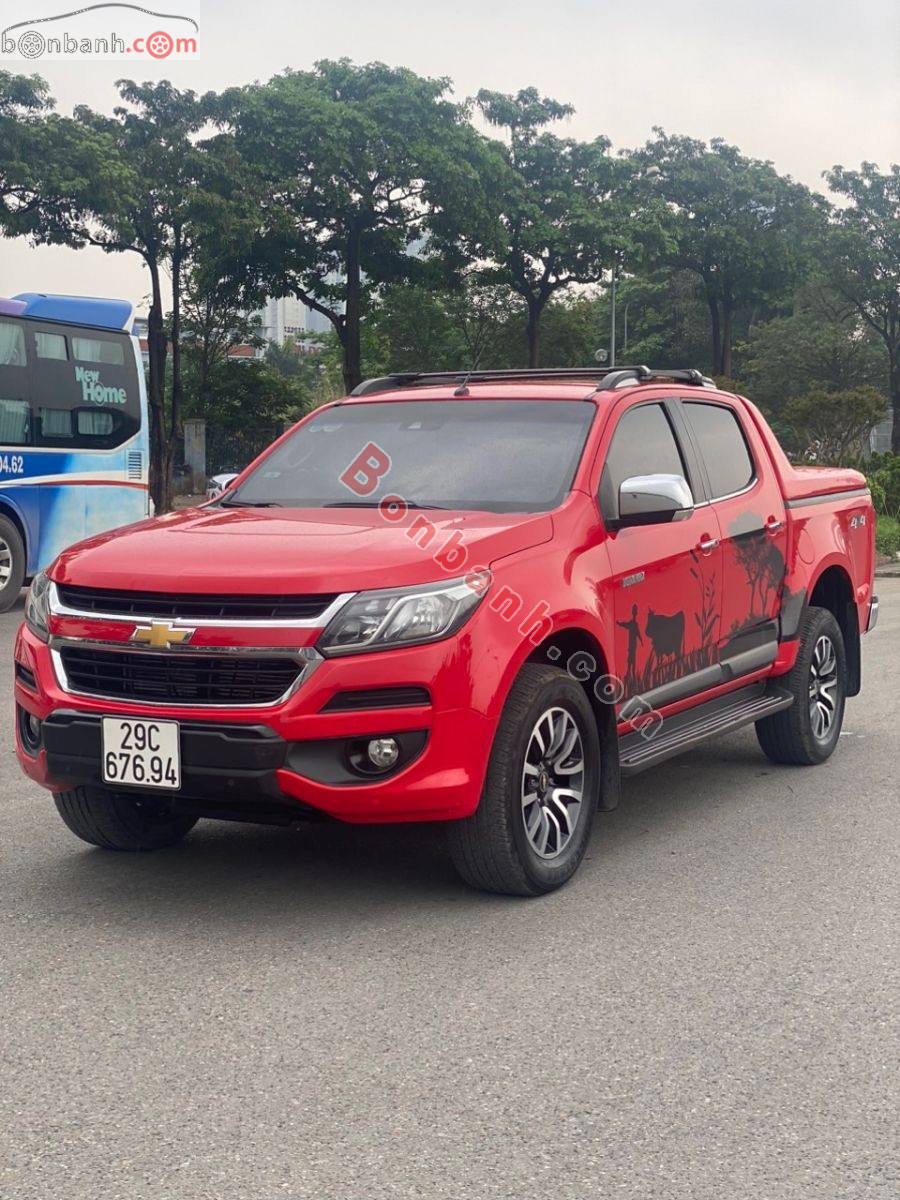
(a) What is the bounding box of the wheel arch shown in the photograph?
[808,563,860,697]
[0,496,30,578]
[526,625,620,810]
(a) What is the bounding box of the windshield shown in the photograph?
[224,399,596,513]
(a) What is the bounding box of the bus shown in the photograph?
[0,293,150,611]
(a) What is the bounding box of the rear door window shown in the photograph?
[683,402,754,499]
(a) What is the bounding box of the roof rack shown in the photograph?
[350,367,715,397]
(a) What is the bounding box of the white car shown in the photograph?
[206,473,239,501]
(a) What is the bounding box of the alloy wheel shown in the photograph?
[521,706,586,860]
[808,634,839,741]
[0,537,11,588]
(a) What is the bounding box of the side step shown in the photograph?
[618,683,794,776]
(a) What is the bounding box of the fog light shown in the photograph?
[367,737,400,770]
[17,706,42,754]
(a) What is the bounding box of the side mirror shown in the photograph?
[617,474,694,527]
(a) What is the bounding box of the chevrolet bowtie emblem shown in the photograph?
[130,621,194,649]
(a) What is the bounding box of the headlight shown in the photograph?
[25,571,52,642]
[318,576,489,656]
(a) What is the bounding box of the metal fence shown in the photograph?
[205,425,284,476]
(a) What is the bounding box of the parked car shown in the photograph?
[206,472,239,501]
[15,367,877,895]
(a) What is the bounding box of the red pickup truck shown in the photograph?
[15,367,877,895]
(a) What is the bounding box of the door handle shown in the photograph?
[697,535,720,555]
[765,516,785,534]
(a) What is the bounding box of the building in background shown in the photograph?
[256,295,332,344]
[869,417,893,455]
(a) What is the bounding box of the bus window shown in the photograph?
[38,407,73,440]
[77,410,115,438]
[72,336,125,365]
[0,321,26,367]
[35,331,68,360]
[0,398,29,444]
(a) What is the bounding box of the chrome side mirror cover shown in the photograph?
[617,474,694,526]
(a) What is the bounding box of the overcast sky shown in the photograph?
[2,0,898,310]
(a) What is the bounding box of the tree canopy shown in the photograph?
[634,130,823,377]
[1,64,896,504]
[215,59,506,392]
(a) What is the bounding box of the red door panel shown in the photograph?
[608,513,723,699]
[680,399,788,667]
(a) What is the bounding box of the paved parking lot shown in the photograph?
[2,581,898,1200]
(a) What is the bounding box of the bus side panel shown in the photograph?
[37,449,148,572]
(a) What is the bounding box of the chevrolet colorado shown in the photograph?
[16,367,878,894]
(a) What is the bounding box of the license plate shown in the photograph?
[101,717,181,791]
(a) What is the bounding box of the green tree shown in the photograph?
[182,357,308,430]
[739,285,887,416]
[476,87,657,367]
[824,163,900,452]
[636,130,822,377]
[10,82,209,508]
[182,266,264,398]
[9,80,257,510]
[592,270,712,372]
[783,386,888,464]
[217,60,504,393]
[0,70,54,221]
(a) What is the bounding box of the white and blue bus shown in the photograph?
[0,293,150,610]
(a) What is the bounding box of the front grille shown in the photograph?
[56,584,338,622]
[60,647,301,705]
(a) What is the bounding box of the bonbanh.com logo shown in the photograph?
[1,2,201,61]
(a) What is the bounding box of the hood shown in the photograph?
[50,505,555,594]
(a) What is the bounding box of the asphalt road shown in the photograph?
[2,582,898,1200]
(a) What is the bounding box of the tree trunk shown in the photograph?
[341,225,363,394]
[170,229,184,452]
[145,258,170,514]
[707,294,722,376]
[525,296,543,368]
[890,343,900,455]
[721,300,734,379]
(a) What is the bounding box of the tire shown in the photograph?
[447,664,600,896]
[0,515,26,613]
[756,606,847,766]
[53,786,197,851]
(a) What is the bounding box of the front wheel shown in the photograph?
[53,786,197,850]
[756,606,847,765]
[447,664,600,895]
[0,515,26,613]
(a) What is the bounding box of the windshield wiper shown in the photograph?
[218,498,283,508]
[323,500,446,510]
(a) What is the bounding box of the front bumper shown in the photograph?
[14,623,495,824]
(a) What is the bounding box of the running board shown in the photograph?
[618,684,794,776]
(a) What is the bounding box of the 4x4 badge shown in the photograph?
[130,621,194,649]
